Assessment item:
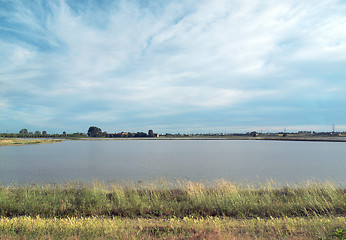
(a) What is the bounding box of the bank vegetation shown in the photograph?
[0,180,345,239]
[0,138,62,146]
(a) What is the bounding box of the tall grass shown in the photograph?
[0,180,344,218]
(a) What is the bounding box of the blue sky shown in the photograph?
[0,0,346,134]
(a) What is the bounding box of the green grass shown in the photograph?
[0,180,344,219]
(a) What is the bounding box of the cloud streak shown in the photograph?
[0,0,346,133]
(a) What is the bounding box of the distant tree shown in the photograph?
[148,129,154,137]
[34,131,41,136]
[249,131,257,137]
[42,131,47,136]
[88,126,103,137]
[134,132,148,137]
[19,129,28,134]
[69,132,86,138]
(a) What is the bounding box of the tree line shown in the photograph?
[87,126,158,138]
[0,127,158,138]
[0,128,87,138]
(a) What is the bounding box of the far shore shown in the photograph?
[2,136,346,146]
[67,135,346,142]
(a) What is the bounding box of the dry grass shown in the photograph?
[0,138,61,146]
[0,216,345,239]
[0,180,344,239]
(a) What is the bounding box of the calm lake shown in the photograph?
[0,140,345,185]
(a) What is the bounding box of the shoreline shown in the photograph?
[0,138,62,146]
[3,136,346,144]
[67,136,346,142]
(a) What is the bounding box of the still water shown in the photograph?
[0,140,345,185]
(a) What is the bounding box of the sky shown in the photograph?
[0,0,346,134]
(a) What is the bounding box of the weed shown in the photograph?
[333,228,346,240]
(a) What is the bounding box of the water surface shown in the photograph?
[0,140,345,185]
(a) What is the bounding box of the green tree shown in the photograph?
[134,132,147,137]
[148,129,154,137]
[88,126,103,137]
[19,129,28,134]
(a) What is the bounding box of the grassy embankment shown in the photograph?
[0,180,345,239]
[0,138,61,146]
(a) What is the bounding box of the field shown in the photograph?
[0,138,62,146]
[0,180,345,239]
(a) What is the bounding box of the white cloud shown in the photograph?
[10,105,56,126]
[0,98,9,111]
[1,0,346,132]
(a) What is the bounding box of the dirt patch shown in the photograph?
[0,140,13,143]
